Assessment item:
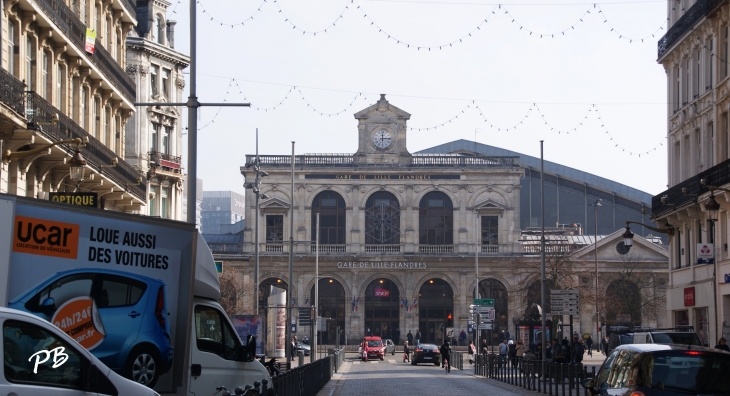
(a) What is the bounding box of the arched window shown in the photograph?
[156,15,165,44]
[418,278,453,344]
[311,191,346,245]
[364,278,400,339]
[365,191,400,245]
[418,191,453,246]
[310,278,346,344]
[258,278,287,316]
[477,279,508,345]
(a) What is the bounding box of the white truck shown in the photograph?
[0,194,271,396]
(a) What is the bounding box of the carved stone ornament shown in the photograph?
[414,187,421,193]
[487,185,493,192]
[451,187,458,193]
[468,188,474,193]
[345,187,352,193]
[175,77,186,90]
[398,187,405,193]
[360,187,366,193]
[125,64,138,77]
[138,65,149,76]
[506,186,513,193]
[307,187,313,192]
[271,183,278,191]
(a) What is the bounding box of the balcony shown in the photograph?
[658,0,724,59]
[0,69,26,118]
[480,244,515,255]
[119,0,137,21]
[364,244,401,254]
[244,154,519,168]
[33,0,135,102]
[149,151,182,175]
[26,91,145,201]
[417,245,454,254]
[521,244,576,255]
[651,158,730,218]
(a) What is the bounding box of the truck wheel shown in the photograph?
[125,346,161,388]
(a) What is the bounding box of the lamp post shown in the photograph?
[591,199,602,351]
[244,129,268,314]
[704,193,721,347]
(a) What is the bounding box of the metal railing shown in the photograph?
[149,150,182,173]
[271,355,332,396]
[417,244,454,254]
[330,347,346,373]
[651,157,730,218]
[26,91,145,201]
[208,243,243,255]
[474,354,594,396]
[364,244,400,253]
[658,0,723,58]
[0,68,26,117]
[265,243,285,252]
[480,244,514,255]
[310,244,347,253]
[521,244,577,255]
[244,154,519,168]
[33,0,135,102]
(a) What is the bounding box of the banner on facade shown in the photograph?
[85,29,96,54]
[374,288,390,297]
[697,243,714,264]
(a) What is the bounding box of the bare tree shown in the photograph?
[219,270,257,317]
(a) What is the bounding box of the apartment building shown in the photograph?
[0,0,142,210]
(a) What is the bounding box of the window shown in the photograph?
[418,191,453,245]
[694,48,700,98]
[161,187,169,219]
[724,26,728,80]
[706,38,714,90]
[157,15,165,44]
[8,20,16,77]
[311,191,346,244]
[676,230,682,269]
[481,216,498,245]
[26,36,35,91]
[162,126,171,154]
[25,274,94,312]
[98,275,147,307]
[194,305,240,360]
[149,186,158,216]
[364,191,400,245]
[596,350,639,388]
[95,3,101,36]
[683,57,689,105]
[93,97,100,139]
[162,69,170,98]
[106,17,112,54]
[266,215,283,242]
[81,86,88,129]
[42,51,49,100]
[674,66,680,112]
[150,123,159,151]
[105,107,112,148]
[56,64,65,110]
[150,65,159,97]
[3,320,85,389]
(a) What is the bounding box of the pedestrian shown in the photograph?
[602,335,609,355]
[508,339,517,367]
[715,337,730,351]
[572,336,584,364]
[586,335,593,357]
[395,328,401,345]
[407,330,413,345]
[481,338,489,355]
[535,342,543,361]
[607,332,621,355]
[499,339,509,367]
[415,329,421,345]
[515,339,526,368]
[523,348,537,385]
[459,329,467,346]
[290,337,297,361]
[504,329,512,342]
[403,341,410,362]
[468,340,476,364]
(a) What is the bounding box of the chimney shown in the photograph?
[166,20,176,48]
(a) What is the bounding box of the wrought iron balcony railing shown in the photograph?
[244,154,519,168]
[658,0,724,58]
[651,157,730,218]
[26,91,145,201]
[34,0,135,102]
[0,68,26,117]
[149,151,182,174]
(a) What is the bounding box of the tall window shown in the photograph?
[418,191,453,245]
[161,187,169,218]
[42,51,49,100]
[311,191,346,244]
[95,3,101,35]
[163,126,171,154]
[81,86,88,129]
[724,26,728,80]
[694,48,700,98]
[149,186,158,216]
[56,64,65,110]
[93,96,100,139]
[683,57,689,105]
[106,17,112,53]
[26,36,35,91]
[162,69,170,97]
[156,15,165,44]
[150,123,159,151]
[105,107,112,148]
[706,38,714,90]
[266,215,283,242]
[674,66,680,112]
[364,191,400,245]
[72,76,80,123]
[8,20,16,77]
[150,65,159,96]
[481,216,498,245]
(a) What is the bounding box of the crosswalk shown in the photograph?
[352,359,399,364]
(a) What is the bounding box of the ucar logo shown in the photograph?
[374,288,390,297]
[13,216,80,259]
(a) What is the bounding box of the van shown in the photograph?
[632,330,702,346]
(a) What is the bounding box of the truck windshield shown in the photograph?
[638,351,730,393]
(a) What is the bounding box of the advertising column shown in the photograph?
[267,286,286,358]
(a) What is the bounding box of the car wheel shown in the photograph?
[125,346,161,388]
[392,350,395,356]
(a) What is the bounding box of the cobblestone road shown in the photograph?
[318,356,536,396]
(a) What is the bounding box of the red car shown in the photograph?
[360,336,385,361]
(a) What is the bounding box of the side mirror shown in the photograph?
[581,378,595,389]
[238,335,257,362]
[41,297,56,312]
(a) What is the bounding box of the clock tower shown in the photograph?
[353,94,412,165]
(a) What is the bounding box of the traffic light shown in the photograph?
[447,313,453,327]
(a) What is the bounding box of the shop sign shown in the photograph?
[336,261,427,269]
[49,192,98,207]
[697,243,714,264]
[374,288,390,297]
[684,287,695,307]
[724,274,730,284]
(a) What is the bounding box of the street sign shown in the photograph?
[475,323,493,330]
[473,298,495,306]
[550,289,578,295]
[298,307,313,326]
[473,306,494,313]
[473,309,495,320]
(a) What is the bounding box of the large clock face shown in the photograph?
[373,130,392,149]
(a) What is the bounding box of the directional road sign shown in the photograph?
[473,298,495,306]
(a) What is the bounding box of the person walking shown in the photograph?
[403,341,411,362]
[415,329,421,346]
[602,335,609,355]
[572,336,585,364]
[586,335,593,357]
[499,339,509,367]
[459,330,467,346]
[468,340,476,364]
[715,337,730,351]
[481,338,489,355]
[515,339,527,369]
[507,340,517,367]
[407,330,413,345]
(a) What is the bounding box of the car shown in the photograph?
[632,330,702,346]
[296,342,310,356]
[8,269,173,387]
[383,339,395,355]
[360,336,385,361]
[1,306,160,395]
[582,343,730,395]
[411,343,441,366]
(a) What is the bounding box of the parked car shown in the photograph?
[8,269,173,387]
[383,339,395,355]
[411,343,441,366]
[582,343,730,395]
[360,336,385,361]
[296,342,310,356]
[1,307,159,395]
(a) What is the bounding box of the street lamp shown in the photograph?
[244,130,269,314]
[703,188,724,347]
[590,199,601,350]
[3,137,86,184]
[621,220,675,250]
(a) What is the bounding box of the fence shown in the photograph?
[270,347,344,396]
[474,354,595,396]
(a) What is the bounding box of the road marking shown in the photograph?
[353,361,360,365]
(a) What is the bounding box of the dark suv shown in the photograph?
[583,344,730,395]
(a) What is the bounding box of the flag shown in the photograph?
[305,298,310,306]
[400,298,404,309]
[351,297,359,312]
[291,299,296,307]
[412,298,418,311]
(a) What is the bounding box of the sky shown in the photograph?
[167,0,669,197]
